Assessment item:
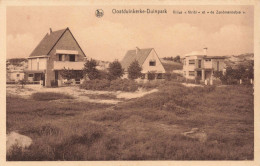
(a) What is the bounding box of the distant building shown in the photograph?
[182,48,226,81]
[25,27,86,86]
[121,47,166,79]
[6,69,25,82]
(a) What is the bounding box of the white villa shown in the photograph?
[121,47,166,79]
[182,48,226,81]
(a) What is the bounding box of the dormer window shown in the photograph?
[149,60,156,66]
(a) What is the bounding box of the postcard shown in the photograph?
[0,0,259,166]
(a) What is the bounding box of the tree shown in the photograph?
[147,71,156,81]
[213,70,227,84]
[236,65,246,80]
[19,79,26,88]
[127,60,142,79]
[246,60,254,79]
[60,67,75,81]
[83,59,100,80]
[173,55,181,63]
[108,60,124,80]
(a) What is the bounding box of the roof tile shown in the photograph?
[29,28,67,57]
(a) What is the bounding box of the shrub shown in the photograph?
[80,79,110,91]
[147,72,156,81]
[127,60,142,79]
[31,92,74,101]
[110,79,138,92]
[80,79,138,92]
[18,79,26,88]
[83,59,100,80]
[164,72,172,81]
[139,81,160,90]
[99,70,110,80]
[108,60,124,80]
[164,102,189,116]
[60,68,83,81]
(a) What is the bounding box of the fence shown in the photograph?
[6,81,41,85]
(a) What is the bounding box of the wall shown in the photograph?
[212,59,226,71]
[28,58,47,70]
[8,72,25,82]
[183,56,199,79]
[141,49,166,74]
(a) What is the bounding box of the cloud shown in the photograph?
[6,22,253,61]
[151,23,253,58]
[7,33,36,59]
[73,20,137,61]
[208,24,253,55]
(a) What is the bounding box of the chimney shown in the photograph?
[203,47,208,55]
[49,28,52,34]
[136,47,140,55]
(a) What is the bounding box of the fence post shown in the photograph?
[210,79,213,85]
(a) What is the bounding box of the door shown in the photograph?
[41,74,45,86]
[197,71,202,80]
[55,71,59,86]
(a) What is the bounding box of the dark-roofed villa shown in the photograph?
[25,27,86,87]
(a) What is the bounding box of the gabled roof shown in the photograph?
[29,28,86,57]
[121,48,153,70]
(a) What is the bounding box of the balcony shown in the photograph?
[203,61,212,69]
[53,61,85,70]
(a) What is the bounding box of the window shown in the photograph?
[69,55,75,62]
[149,61,156,66]
[59,54,63,61]
[29,74,33,77]
[183,71,186,76]
[205,59,211,62]
[189,60,195,65]
[16,74,20,77]
[189,71,195,76]
[198,60,201,68]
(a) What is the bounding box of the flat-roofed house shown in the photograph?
[6,69,25,82]
[121,47,166,79]
[182,48,226,81]
[25,28,86,86]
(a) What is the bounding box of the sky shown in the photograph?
[7,5,254,61]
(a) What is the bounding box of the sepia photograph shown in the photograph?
[1,0,259,165]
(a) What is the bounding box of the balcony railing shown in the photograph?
[53,61,85,70]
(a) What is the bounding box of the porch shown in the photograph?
[24,70,46,86]
[195,69,213,81]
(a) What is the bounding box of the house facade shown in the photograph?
[6,69,25,82]
[25,28,86,87]
[121,47,166,79]
[182,48,226,81]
